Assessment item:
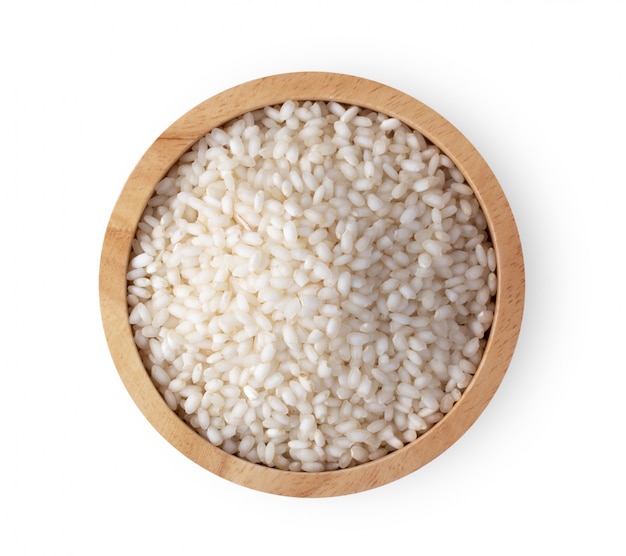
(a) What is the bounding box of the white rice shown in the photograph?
[127,100,497,472]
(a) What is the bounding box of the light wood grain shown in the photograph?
[99,72,525,497]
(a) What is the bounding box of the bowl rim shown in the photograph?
[99,71,525,497]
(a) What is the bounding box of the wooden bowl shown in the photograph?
[100,72,524,497]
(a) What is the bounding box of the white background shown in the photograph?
[2,1,624,554]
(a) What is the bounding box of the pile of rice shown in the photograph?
[127,100,497,472]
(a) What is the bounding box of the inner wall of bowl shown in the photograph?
[125,99,498,470]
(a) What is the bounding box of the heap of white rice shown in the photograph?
[127,100,497,472]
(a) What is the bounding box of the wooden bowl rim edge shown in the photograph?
[99,71,525,497]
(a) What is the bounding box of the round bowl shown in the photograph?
[100,72,524,497]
